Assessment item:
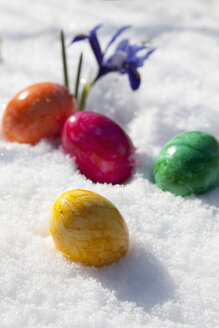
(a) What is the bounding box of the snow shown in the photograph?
[1,0,219,327]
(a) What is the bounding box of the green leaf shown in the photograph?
[60,30,69,90]
[74,52,83,100]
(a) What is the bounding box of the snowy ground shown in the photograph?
[1,0,219,327]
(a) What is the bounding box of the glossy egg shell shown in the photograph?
[154,131,219,197]
[1,82,77,144]
[49,189,129,267]
[61,111,136,184]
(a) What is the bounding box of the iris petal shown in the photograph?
[71,34,88,43]
[127,46,156,67]
[115,39,130,52]
[128,68,141,90]
[131,44,147,53]
[89,25,103,65]
[141,47,156,62]
[104,25,131,55]
[90,24,103,35]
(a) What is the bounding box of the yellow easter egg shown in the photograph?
[49,189,129,267]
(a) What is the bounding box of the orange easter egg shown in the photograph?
[1,82,77,144]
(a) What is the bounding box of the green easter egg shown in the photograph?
[154,131,219,197]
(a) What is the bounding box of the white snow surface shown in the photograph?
[1,0,219,327]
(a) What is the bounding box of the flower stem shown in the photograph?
[60,29,69,90]
[79,82,92,111]
[74,52,83,100]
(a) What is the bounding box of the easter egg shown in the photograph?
[154,131,219,197]
[49,189,129,267]
[61,111,135,184]
[1,82,77,144]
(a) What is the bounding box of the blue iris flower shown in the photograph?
[72,24,156,90]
